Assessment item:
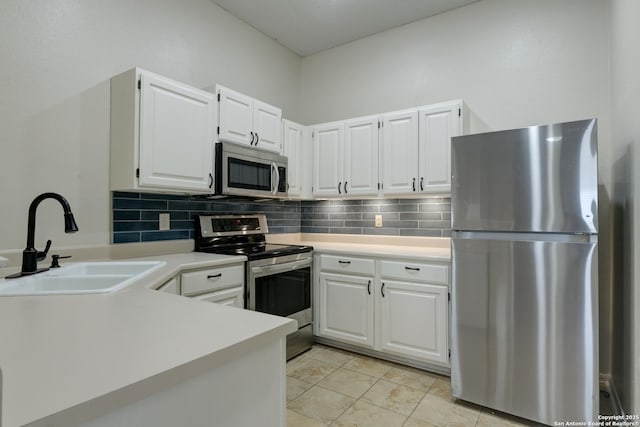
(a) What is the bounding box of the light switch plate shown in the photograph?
[159,213,170,231]
[375,214,383,227]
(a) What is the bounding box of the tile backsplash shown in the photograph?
[112,192,451,243]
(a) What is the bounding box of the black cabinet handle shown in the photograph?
[207,273,222,279]
[367,280,371,295]
[209,173,213,189]
[338,260,351,264]
[338,182,342,194]
[250,131,255,145]
[344,181,348,194]
[256,133,259,144]
[412,177,416,192]
[381,282,385,297]
[420,177,424,191]
[405,266,420,271]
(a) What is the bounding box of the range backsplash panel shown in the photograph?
[112,192,451,243]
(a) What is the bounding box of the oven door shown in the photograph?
[247,255,312,327]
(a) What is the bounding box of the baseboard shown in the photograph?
[313,336,451,377]
[600,374,624,416]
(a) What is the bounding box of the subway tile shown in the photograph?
[113,210,140,221]
[164,211,190,220]
[345,220,371,228]
[142,193,189,201]
[383,220,419,228]
[362,227,400,236]
[113,232,141,243]
[113,191,140,199]
[399,212,441,221]
[170,220,193,230]
[140,211,159,221]
[332,213,362,220]
[329,227,363,235]
[313,220,345,228]
[113,199,167,210]
[345,204,370,213]
[400,229,442,237]
[419,203,450,213]
[302,227,328,233]
[442,230,451,237]
[380,204,418,213]
[419,220,450,229]
[113,221,158,232]
[141,230,190,242]
[363,212,399,221]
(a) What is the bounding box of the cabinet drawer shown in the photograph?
[380,260,449,285]
[193,286,244,308]
[320,254,375,276]
[181,264,244,296]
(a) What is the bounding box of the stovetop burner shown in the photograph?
[194,214,313,260]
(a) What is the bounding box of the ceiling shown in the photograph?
[211,0,480,57]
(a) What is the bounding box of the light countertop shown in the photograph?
[0,252,296,427]
[268,233,451,262]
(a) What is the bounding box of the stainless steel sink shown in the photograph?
[0,261,166,296]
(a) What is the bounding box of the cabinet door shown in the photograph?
[344,116,379,197]
[193,286,244,308]
[253,100,282,153]
[379,280,448,365]
[313,122,344,197]
[418,101,462,193]
[139,73,215,192]
[318,272,374,348]
[218,86,254,146]
[381,110,419,195]
[283,119,303,196]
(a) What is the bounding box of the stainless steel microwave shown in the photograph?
[214,142,288,198]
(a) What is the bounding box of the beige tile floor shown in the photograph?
[286,345,541,427]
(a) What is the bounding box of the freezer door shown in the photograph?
[451,119,598,233]
[451,233,598,425]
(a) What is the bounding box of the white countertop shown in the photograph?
[0,252,296,427]
[268,233,451,262]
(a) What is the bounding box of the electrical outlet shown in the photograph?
[159,213,170,231]
[375,214,383,227]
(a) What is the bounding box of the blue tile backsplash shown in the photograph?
[111,192,451,243]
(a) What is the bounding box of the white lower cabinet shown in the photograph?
[316,253,450,367]
[318,272,374,348]
[180,263,245,308]
[378,279,448,365]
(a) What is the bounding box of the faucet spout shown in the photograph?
[19,193,79,276]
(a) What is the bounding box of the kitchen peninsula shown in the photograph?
[0,252,296,427]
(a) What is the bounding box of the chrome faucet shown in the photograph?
[7,193,78,278]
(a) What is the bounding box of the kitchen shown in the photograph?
[0,0,638,426]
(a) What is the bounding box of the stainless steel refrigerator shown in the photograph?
[450,119,599,425]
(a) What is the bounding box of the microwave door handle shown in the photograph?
[272,162,280,195]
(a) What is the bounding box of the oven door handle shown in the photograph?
[250,258,312,276]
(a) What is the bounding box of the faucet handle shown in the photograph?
[50,254,71,268]
[36,239,52,262]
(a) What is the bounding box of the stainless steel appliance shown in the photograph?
[214,142,288,198]
[450,119,599,425]
[194,214,313,359]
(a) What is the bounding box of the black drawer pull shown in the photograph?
[367,280,371,295]
[381,282,385,297]
[338,260,351,264]
[405,267,420,271]
[207,273,222,279]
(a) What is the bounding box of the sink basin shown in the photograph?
[0,261,166,296]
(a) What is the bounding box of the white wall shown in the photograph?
[300,0,613,375]
[300,0,611,182]
[0,0,301,252]
[609,0,640,413]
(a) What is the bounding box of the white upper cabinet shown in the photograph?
[381,109,419,194]
[110,68,216,194]
[217,87,253,145]
[418,101,463,193]
[313,121,344,197]
[313,117,379,198]
[216,85,282,153]
[282,119,303,196]
[380,100,463,195]
[344,117,379,196]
